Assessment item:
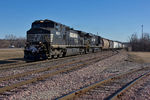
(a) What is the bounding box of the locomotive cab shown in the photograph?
[24,20,70,60]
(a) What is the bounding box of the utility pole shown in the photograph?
[141,25,144,38]
[97,32,99,36]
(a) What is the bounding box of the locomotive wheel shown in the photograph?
[59,52,63,58]
[48,55,52,59]
[99,48,102,52]
[79,49,84,55]
[53,54,58,59]
[92,49,95,53]
[63,52,66,57]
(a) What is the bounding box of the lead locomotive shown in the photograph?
[24,19,103,60]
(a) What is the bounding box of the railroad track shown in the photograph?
[110,69,150,100]
[0,61,26,69]
[56,66,150,100]
[0,51,103,70]
[0,50,118,96]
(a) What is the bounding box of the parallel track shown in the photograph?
[56,66,150,100]
[0,52,101,70]
[0,51,118,95]
[110,70,150,100]
[0,55,102,83]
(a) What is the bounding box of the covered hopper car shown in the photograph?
[102,38,110,49]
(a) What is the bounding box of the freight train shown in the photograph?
[24,19,125,60]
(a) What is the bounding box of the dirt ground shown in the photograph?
[128,52,150,63]
[0,48,24,64]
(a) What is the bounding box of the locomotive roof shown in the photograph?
[33,19,70,28]
[27,27,51,34]
[33,19,55,23]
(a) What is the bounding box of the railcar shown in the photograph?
[102,38,110,49]
[113,41,119,49]
[118,42,123,49]
[109,40,114,49]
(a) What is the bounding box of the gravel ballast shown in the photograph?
[2,50,150,100]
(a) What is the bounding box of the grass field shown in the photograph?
[0,48,24,60]
[0,48,24,64]
[1,49,150,64]
[128,52,150,63]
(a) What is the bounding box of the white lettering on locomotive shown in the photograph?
[50,34,53,42]
[70,32,78,38]
[56,31,60,35]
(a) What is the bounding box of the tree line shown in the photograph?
[129,33,150,51]
[1,33,150,51]
[0,34,26,48]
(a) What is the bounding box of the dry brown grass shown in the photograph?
[0,48,24,60]
[128,52,150,63]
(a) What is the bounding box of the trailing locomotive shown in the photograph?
[24,19,124,60]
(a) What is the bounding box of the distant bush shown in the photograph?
[0,39,10,48]
[0,34,26,48]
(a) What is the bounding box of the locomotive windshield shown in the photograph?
[32,21,54,28]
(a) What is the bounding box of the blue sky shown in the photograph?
[0,0,150,42]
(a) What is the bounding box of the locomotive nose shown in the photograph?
[29,46,38,53]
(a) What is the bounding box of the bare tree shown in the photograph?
[5,34,16,40]
[15,37,26,48]
[0,34,26,48]
[5,34,17,46]
[0,39,10,48]
[129,33,150,51]
[140,33,150,51]
[129,33,139,51]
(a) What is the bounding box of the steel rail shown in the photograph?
[0,55,80,70]
[0,51,101,70]
[110,70,150,100]
[0,52,112,94]
[0,61,24,67]
[56,67,150,100]
[0,53,104,83]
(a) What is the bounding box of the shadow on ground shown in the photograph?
[0,58,24,64]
